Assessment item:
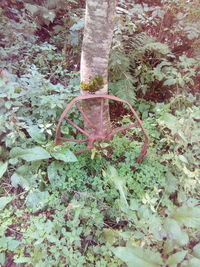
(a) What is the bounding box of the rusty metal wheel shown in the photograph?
[55,94,150,163]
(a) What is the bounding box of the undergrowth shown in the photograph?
[1,0,200,266]
[0,73,200,266]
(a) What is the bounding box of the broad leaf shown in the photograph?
[70,32,79,45]
[165,172,178,194]
[26,190,49,211]
[0,196,14,210]
[11,172,30,190]
[0,161,8,179]
[10,146,51,161]
[14,257,31,264]
[159,113,180,134]
[27,126,46,144]
[167,250,187,266]
[25,3,40,15]
[188,257,200,267]
[193,243,200,259]
[181,257,200,267]
[11,165,34,190]
[163,78,176,86]
[107,166,128,205]
[0,253,5,265]
[130,199,139,211]
[178,155,188,164]
[0,236,7,249]
[171,206,200,228]
[112,246,163,267]
[43,10,56,23]
[164,218,189,246]
[163,240,174,255]
[47,161,65,188]
[51,147,77,162]
[70,18,85,31]
[7,239,21,250]
[102,229,119,244]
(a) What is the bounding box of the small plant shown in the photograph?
[81,75,104,92]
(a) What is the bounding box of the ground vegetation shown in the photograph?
[0,0,200,266]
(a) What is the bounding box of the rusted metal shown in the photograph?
[55,94,150,163]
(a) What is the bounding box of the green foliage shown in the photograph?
[0,0,83,80]
[0,66,79,149]
[109,48,137,104]
[10,146,51,162]
[1,0,200,266]
[109,0,199,101]
[0,161,8,179]
[0,3,37,71]
[112,246,163,267]
[0,96,200,265]
[0,196,14,210]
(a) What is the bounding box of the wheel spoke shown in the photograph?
[56,137,88,143]
[100,98,104,130]
[74,140,94,154]
[107,122,138,139]
[64,117,90,137]
[75,102,98,130]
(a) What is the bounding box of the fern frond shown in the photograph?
[109,49,131,78]
[109,73,136,105]
[142,42,170,55]
[130,32,154,48]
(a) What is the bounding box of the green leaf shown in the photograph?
[26,190,49,211]
[130,199,139,211]
[11,165,33,190]
[0,236,7,249]
[27,126,46,144]
[181,257,200,267]
[70,18,85,31]
[51,146,77,162]
[189,257,200,267]
[193,243,200,259]
[178,155,188,164]
[14,257,31,264]
[102,229,119,244]
[43,10,56,23]
[25,3,40,15]
[47,161,64,188]
[11,173,30,189]
[0,196,14,210]
[107,166,128,206]
[70,32,79,45]
[7,240,21,250]
[10,146,51,162]
[163,240,174,255]
[109,78,136,105]
[0,161,8,179]
[167,250,187,265]
[164,218,189,246]
[163,77,176,86]
[112,246,163,267]
[159,113,180,134]
[0,253,5,265]
[171,206,200,228]
[165,172,178,194]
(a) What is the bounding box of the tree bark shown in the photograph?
[80,0,116,135]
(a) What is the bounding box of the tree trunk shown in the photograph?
[80,0,116,135]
